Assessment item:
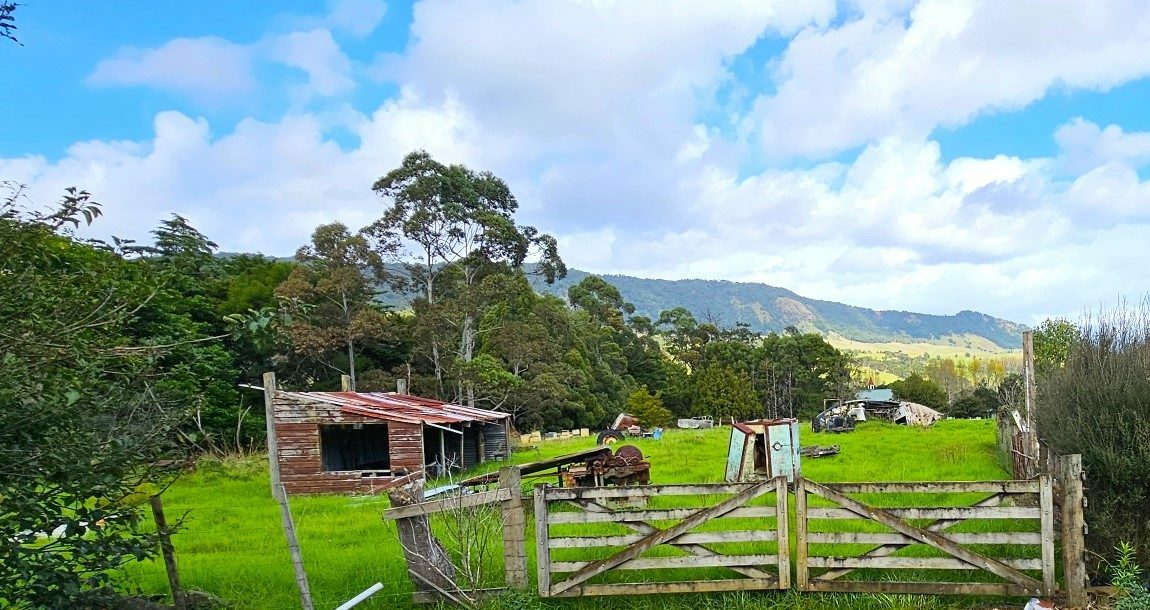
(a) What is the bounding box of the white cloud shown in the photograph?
[751,0,1150,158]
[267,29,356,97]
[87,37,255,101]
[16,1,1150,325]
[1055,118,1150,173]
[325,0,388,38]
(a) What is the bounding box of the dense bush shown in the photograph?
[887,373,948,411]
[1037,301,1150,578]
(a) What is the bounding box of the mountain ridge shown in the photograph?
[526,268,1025,349]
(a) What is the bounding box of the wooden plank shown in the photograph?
[795,476,809,591]
[566,499,778,582]
[803,480,1044,595]
[807,556,1042,570]
[1039,474,1055,596]
[1059,454,1087,606]
[550,579,779,597]
[384,488,511,519]
[499,468,527,589]
[547,478,778,597]
[549,530,777,549]
[534,486,550,598]
[807,532,1041,545]
[815,492,1009,582]
[805,580,1034,597]
[544,482,767,500]
[551,554,778,572]
[548,505,774,524]
[806,506,1038,520]
[821,481,1039,494]
[774,476,790,590]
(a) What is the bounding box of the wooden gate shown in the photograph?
[535,477,790,597]
[794,476,1056,597]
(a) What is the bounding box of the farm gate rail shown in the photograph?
[389,454,1088,605]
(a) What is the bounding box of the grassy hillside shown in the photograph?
[526,268,1024,349]
[124,420,1012,609]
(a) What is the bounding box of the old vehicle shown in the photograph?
[597,413,664,444]
[812,398,943,432]
[676,415,714,429]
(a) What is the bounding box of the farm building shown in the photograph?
[272,390,512,494]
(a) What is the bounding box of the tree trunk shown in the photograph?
[388,480,457,594]
[341,290,356,391]
[461,314,476,408]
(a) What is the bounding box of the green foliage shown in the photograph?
[1112,542,1150,610]
[947,386,998,418]
[1038,302,1150,576]
[1033,317,1076,375]
[692,364,759,421]
[756,332,852,418]
[275,222,402,391]
[0,187,187,606]
[626,388,671,428]
[888,373,948,411]
[1,2,18,44]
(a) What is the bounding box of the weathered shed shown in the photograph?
[272,390,512,494]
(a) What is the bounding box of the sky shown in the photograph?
[2,0,1149,325]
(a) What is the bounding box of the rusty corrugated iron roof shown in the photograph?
[280,391,510,425]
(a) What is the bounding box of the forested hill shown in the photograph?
[526,268,1024,349]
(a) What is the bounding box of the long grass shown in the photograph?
[123,419,1017,609]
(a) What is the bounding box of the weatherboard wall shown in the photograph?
[273,393,424,494]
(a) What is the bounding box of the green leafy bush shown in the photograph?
[1037,302,1150,577]
[1112,542,1150,610]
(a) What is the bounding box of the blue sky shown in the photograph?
[3,0,1150,324]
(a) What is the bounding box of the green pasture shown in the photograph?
[124,419,1027,609]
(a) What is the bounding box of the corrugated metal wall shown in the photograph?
[482,421,508,460]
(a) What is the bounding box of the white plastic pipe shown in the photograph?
[335,582,383,610]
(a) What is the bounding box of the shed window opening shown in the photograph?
[320,423,391,474]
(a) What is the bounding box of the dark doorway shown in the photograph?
[320,423,390,472]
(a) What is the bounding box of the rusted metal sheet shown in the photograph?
[283,391,511,425]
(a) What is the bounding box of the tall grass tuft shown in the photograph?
[1037,298,1150,579]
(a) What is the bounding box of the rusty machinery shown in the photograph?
[458,444,651,490]
[560,444,650,487]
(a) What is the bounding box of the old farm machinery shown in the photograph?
[459,445,651,490]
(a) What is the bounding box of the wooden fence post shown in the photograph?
[1038,474,1055,596]
[533,485,551,597]
[1058,454,1087,606]
[149,495,186,610]
[774,476,791,590]
[499,467,528,588]
[795,477,808,591]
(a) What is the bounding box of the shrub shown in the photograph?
[1037,300,1150,578]
[1112,542,1150,610]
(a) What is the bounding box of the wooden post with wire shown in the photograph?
[149,494,186,609]
[263,372,315,610]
